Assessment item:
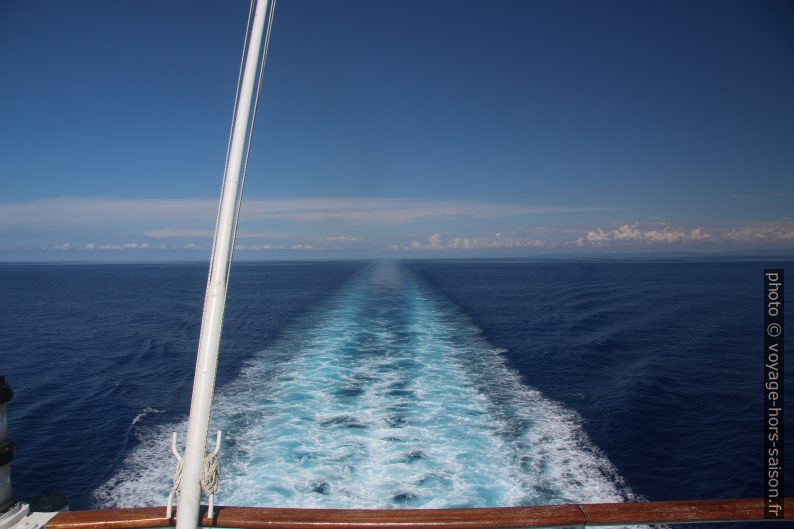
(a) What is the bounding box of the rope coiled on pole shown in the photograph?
[170,451,219,497]
[167,431,222,519]
[199,450,220,497]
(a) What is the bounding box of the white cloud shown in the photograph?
[688,228,711,241]
[98,242,151,250]
[146,228,283,239]
[575,221,794,246]
[0,198,216,230]
[241,199,610,224]
[233,243,320,251]
[50,241,155,251]
[235,243,273,250]
[6,197,794,255]
[52,242,156,251]
[146,229,213,238]
[325,235,362,242]
[407,232,549,251]
[723,221,794,242]
[0,197,614,232]
[643,230,686,243]
[580,224,712,245]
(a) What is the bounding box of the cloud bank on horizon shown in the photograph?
[1,1,792,260]
[1,196,792,260]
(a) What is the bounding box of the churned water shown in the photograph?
[94,261,632,508]
[2,259,791,528]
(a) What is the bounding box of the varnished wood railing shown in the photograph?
[46,498,794,529]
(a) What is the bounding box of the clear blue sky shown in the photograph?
[1,0,793,260]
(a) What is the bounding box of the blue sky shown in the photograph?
[1,0,793,260]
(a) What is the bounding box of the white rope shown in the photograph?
[200,450,221,496]
[166,432,183,519]
[171,459,184,495]
[167,431,222,519]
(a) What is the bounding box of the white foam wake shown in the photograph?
[94,261,640,514]
[131,407,164,426]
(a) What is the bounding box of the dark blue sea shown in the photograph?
[1,259,791,528]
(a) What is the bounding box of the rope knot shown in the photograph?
[167,431,222,520]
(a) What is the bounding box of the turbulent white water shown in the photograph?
[95,261,638,509]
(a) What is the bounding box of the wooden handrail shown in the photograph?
[46,498,794,529]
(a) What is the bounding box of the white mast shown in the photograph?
[176,1,272,529]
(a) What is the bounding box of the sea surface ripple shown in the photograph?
[95,261,635,508]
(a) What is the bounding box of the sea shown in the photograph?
[1,259,791,528]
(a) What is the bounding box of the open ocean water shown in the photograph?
[1,259,792,528]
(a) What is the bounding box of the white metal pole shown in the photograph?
[176,1,270,528]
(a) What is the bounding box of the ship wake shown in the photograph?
[94,261,638,509]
